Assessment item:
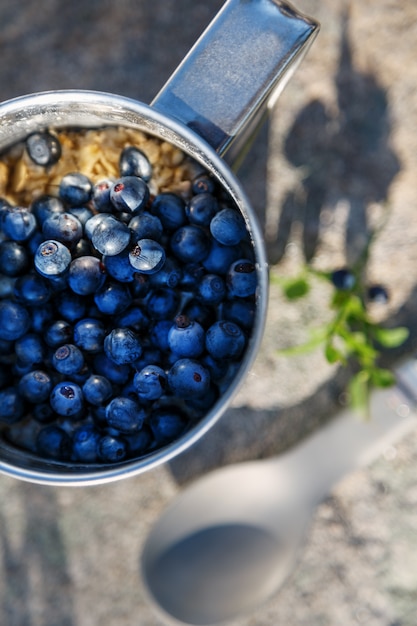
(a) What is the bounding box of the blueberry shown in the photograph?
[68,205,94,226]
[179,263,206,291]
[92,178,114,212]
[0,300,31,340]
[0,387,26,424]
[94,281,132,315]
[82,374,113,406]
[151,193,186,231]
[73,318,105,353]
[68,256,107,295]
[146,287,179,320]
[97,434,127,463]
[19,370,52,403]
[115,306,149,332]
[72,424,101,462]
[55,291,87,322]
[185,192,218,226]
[149,407,187,444]
[91,214,131,256]
[133,365,167,401]
[210,208,247,246]
[26,131,61,166]
[168,358,210,397]
[14,333,45,365]
[202,239,241,274]
[103,248,136,283]
[52,344,85,375]
[331,268,356,291]
[50,381,84,417]
[93,352,130,385]
[59,172,93,207]
[221,298,255,330]
[34,239,72,277]
[32,403,56,424]
[31,195,65,225]
[45,319,73,347]
[168,315,205,358]
[197,273,226,305]
[191,174,216,195]
[14,273,51,305]
[170,225,210,263]
[367,284,389,304]
[105,396,145,434]
[119,146,152,182]
[3,206,37,241]
[84,212,112,240]
[183,299,216,329]
[36,425,72,460]
[148,256,182,289]
[149,319,173,352]
[110,176,150,214]
[128,211,163,241]
[104,327,142,365]
[226,259,257,297]
[130,273,151,299]
[125,425,153,456]
[205,320,246,360]
[42,212,83,247]
[0,241,29,277]
[30,305,55,333]
[128,238,166,274]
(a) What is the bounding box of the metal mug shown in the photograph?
[0,0,319,485]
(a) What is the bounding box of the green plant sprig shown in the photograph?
[271,265,409,418]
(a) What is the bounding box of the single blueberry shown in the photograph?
[14,333,45,366]
[18,370,52,403]
[183,299,216,329]
[185,192,218,226]
[119,146,152,182]
[94,281,132,315]
[14,273,51,305]
[45,319,73,348]
[110,176,150,214]
[129,211,163,242]
[2,206,37,241]
[92,178,114,212]
[205,320,246,360]
[97,434,127,463]
[133,365,167,401]
[146,288,179,320]
[91,214,131,256]
[115,306,149,332]
[73,318,105,353]
[59,172,93,207]
[0,241,30,276]
[34,239,72,278]
[52,344,85,375]
[104,327,142,365]
[84,212,112,240]
[170,225,210,264]
[210,207,247,246]
[68,205,94,226]
[128,238,166,274]
[50,381,84,417]
[68,256,107,295]
[191,174,216,195]
[367,284,389,304]
[221,298,255,330]
[26,131,61,166]
[103,248,136,283]
[151,193,186,231]
[197,273,226,305]
[31,195,65,225]
[93,352,131,385]
[105,396,145,434]
[55,291,87,322]
[149,407,187,445]
[167,315,205,358]
[0,300,31,340]
[72,424,101,462]
[82,374,113,406]
[42,212,83,247]
[331,268,356,291]
[148,256,182,289]
[168,358,210,397]
[0,386,26,424]
[226,259,257,298]
[149,319,173,352]
[36,425,72,460]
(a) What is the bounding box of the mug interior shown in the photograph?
[0,90,268,485]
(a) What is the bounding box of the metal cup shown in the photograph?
[0,0,319,485]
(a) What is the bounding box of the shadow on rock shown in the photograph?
[269,8,401,265]
[0,484,75,626]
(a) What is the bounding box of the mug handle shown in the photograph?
[152,0,319,164]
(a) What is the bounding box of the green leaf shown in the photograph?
[372,326,409,348]
[370,367,396,388]
[325,342,345,364]
[282,276,310,300]
[348,371,370,416]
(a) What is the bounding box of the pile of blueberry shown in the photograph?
[0,130,258,465]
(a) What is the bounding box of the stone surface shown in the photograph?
[0,0,417,625]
